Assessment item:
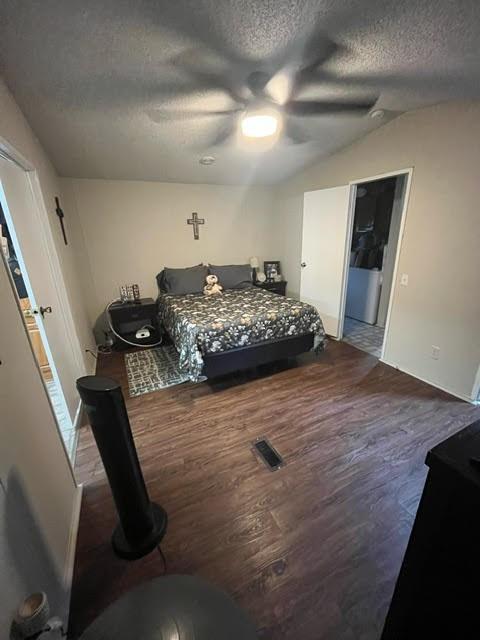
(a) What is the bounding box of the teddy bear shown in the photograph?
[203,273,223,296]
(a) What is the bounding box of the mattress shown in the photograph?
[157,287,325,380]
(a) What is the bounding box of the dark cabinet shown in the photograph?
[254,281,287,296]
[109,297,160,349]
[382,420,480,639]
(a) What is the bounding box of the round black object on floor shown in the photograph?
[79,575,257,640]
[112,503,167,560]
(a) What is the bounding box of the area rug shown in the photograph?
[125,346,190,397]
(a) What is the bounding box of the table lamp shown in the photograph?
[249,256,259,283]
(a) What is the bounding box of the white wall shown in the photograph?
[0,79,96,374]
[61,178,276,324]
[0,255,80,637]
[272,102,480,402]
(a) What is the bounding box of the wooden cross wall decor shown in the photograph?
[187,212,205,240]
[55,196,68,245]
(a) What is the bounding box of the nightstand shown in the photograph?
[109,297,160,349]
[254,280,287,296]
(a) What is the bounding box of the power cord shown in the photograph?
[106,298,163,349]
[85,345,112,361]
[156,544,168,574]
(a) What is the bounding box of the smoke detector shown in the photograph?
[199,155,216,165]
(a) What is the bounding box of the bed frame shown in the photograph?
[201,332,315,378]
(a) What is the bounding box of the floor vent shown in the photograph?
[253,437,284,471]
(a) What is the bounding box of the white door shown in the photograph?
[0,251,78,621]
[300,185,352,338]
[0,155,81,419]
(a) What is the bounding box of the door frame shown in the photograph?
[337,167,414,361]
[473,365,480,404]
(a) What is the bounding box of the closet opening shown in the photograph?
[341,171,410,359]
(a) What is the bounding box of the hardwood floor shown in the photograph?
[70,341,479,639]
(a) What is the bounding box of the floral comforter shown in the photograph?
[157,287,325,381]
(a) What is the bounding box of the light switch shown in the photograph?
[400,273,409,286]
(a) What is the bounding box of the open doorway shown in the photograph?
[0,166,76,461]
[342,172,409,358]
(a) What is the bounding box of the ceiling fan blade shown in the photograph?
[140,5,248,70]
[295,68,470,96]
[246,71,271,98]
[148,107,241,123]
[53,75,226,111]
[285,99,377,116]
[204,120,237,147]
[265,35,343,104]
[163,49,247,106]
[299,36,343,74]
[284,120,309,144]
[184,69,246,105]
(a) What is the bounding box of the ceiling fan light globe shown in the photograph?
[241,111,280,138]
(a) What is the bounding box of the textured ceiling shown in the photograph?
[1,0,480,184]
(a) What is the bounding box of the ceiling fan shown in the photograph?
[148,37,379,146]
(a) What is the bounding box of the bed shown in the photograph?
[157,285,325,380]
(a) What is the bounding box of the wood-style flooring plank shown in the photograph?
[70,341,479,639]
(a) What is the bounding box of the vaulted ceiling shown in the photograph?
[1,0,480,184]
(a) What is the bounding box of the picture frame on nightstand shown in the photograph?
[264,261,281,282]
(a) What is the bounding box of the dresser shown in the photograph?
[382,420,480,638]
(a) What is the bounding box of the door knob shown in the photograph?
[33,306,52,317]
[301,262,307,268]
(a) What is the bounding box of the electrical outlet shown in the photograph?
[431,345,440,360]
[400,273,409,286]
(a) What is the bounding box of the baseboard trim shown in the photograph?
[73,398,83,430]
[63,483,83,590]
[380,357,474,404]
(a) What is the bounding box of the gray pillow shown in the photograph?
[209,264,252,289]
[161,265,208,295]
[156,270,167,292]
